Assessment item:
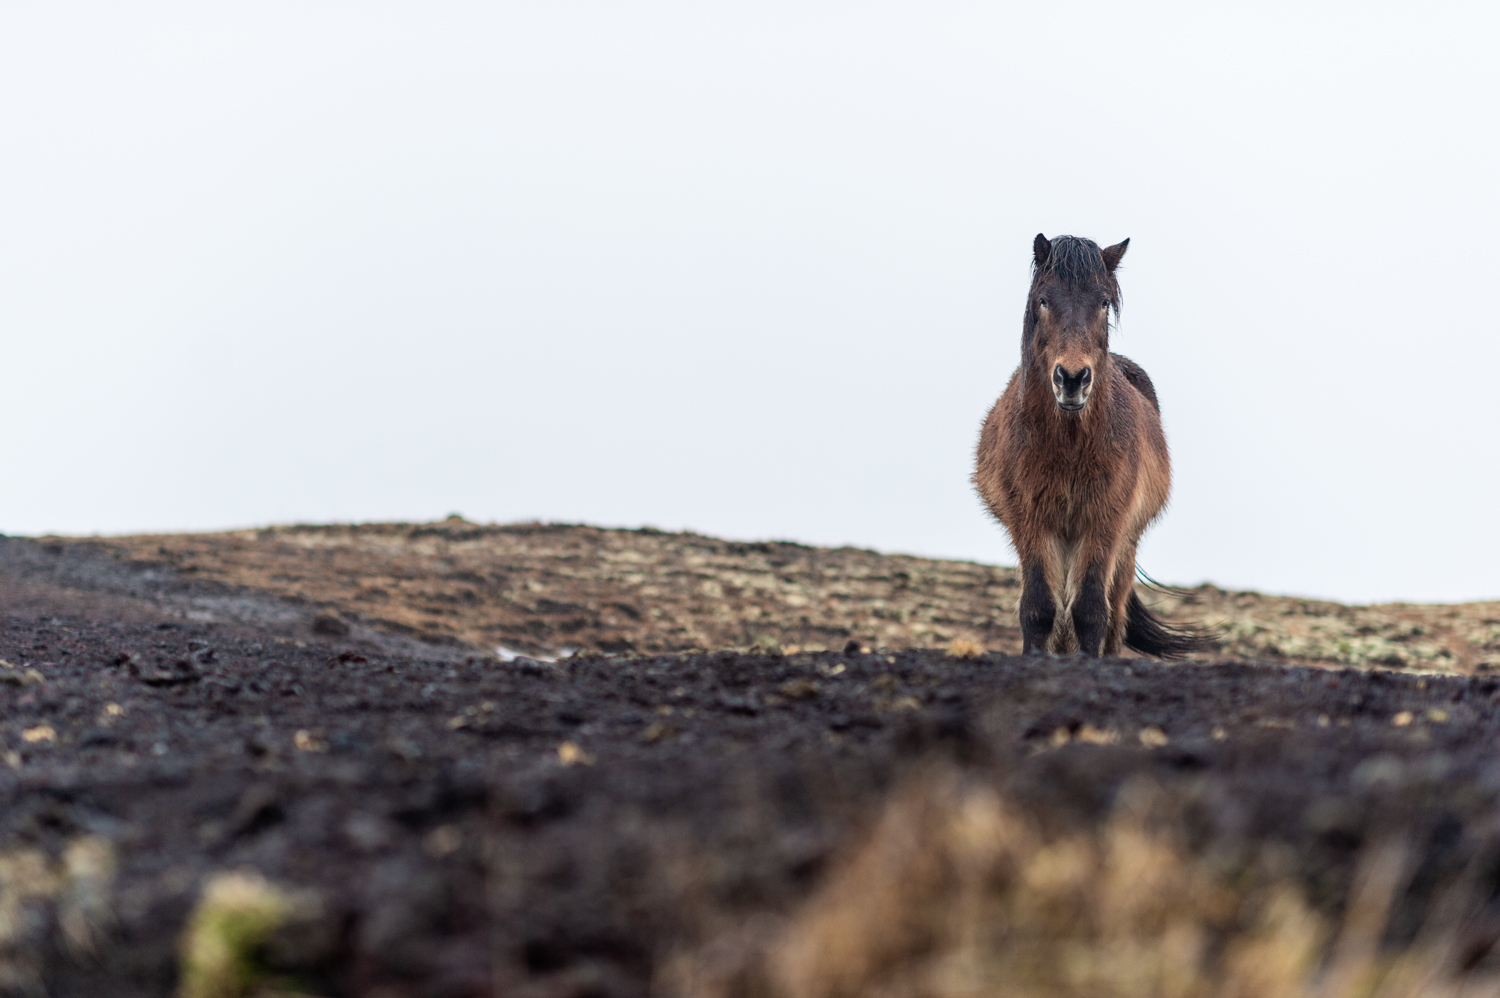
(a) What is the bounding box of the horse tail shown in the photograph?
[1123,590,1218,659]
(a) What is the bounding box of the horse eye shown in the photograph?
[1038,297,1048,307]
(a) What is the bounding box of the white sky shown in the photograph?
[2,3,1497,604]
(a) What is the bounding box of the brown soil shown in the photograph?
[51,518,1500,672]
[2,523,1500,996]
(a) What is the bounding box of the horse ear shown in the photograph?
[1102,238,1130,272]
[1033,233,1051,266]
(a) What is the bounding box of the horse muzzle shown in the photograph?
[1052,363,1092,412]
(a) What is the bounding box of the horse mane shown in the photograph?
[1030,235,1122,317]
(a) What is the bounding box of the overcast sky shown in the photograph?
[2,3,1497,604]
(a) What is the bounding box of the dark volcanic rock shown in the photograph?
[1,609,1500,995]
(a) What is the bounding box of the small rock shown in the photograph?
[716,694,759,715]
[1353,754,1405,789]
[779,679,819,701]
[130,656,200,686]
[750,635,782,655]
[293,730,328,753]
[557,742,594,766]
[245,731,275,757]
[343,813,397,853]
[423,825,462,858]
[641,721,678,744]
[386,737,422,762]
[228,784,284,838]
[311,612,350,638]
[1076,725,1119,746]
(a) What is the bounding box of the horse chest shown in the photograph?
[1002,404,1138,536]
[1033,475,1092,531]
[1022,454,1120,535]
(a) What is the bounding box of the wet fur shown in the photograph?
[973,235,1209,658]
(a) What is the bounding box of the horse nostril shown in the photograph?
[1053,364,1092,392]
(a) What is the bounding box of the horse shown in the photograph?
[972,234,1210,658]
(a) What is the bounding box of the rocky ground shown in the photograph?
[1,521,1499,997]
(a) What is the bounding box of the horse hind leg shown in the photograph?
[1102,548,1137,656]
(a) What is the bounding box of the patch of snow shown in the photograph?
[496,645,556,664]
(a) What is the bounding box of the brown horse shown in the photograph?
[973,234,1209,658]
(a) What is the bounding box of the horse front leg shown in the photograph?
[1019,558,1057,654]
[1073,561,1110,657]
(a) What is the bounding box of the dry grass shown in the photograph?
[0,837,116,994]
[663,769,1499,998]
[178,872,327,998]
[60,521,1500,672]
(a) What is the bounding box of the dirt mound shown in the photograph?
[37,518,1500,673]
[3,521,1500,995]
[3,611,1500,995]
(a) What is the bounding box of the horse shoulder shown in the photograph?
[1105,373,1147,456]
[1109,362,1173,526]
[1110,352,1160,414]
[973,369,1023,514]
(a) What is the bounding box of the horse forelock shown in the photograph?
[1030,235,1122,314]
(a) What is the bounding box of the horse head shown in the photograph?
[1024,234,1128,414]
